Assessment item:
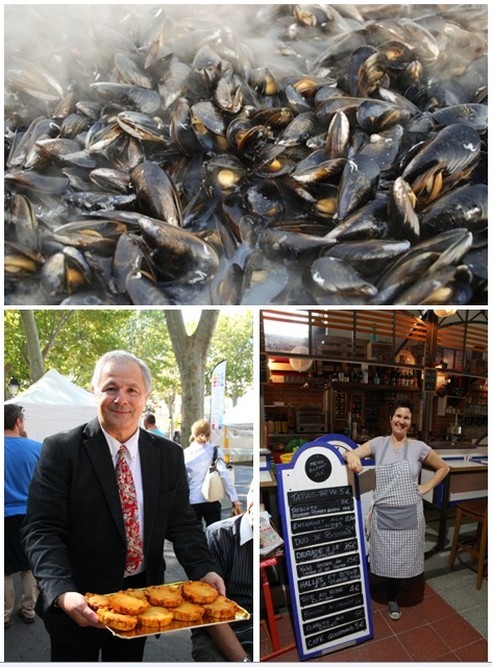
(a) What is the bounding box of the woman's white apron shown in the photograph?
[369,437,424,578]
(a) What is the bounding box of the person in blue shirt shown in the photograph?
[4,403,42,628]
[143,413,166,437]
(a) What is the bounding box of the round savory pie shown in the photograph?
[108,592,149,615]
[97,607,139,631]
[85,592,111,611]
[122,588,148,601]
[172,600,205,622]
[145,585,183,608]
[182,580,219,604]
[202,594,239,620]
[138,605,174,629]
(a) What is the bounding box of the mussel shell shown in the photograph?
[356,99,411,133]
[136,216,220,284]
[305,256,378,296]
[337,154,380,220]
[420,183,487,237]
[90,82,161,115]
[131,161,182,226]
[324,194,389,242]
[432,103,488,133]
[323,239,411,279]
[257,228,336,262]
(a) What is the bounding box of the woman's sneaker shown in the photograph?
[388,600,401,620]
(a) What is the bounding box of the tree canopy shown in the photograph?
[4,309,254,441]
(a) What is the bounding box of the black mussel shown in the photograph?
[90,82,161,115]
[131,162,182,226]
[305,256,378,298]
[324,195,389,242]
[432,104,488,134]
[337,154,380,220]
[420,183,487,238]
[116,111,168,143]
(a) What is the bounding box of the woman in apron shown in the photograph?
[344,400,449,620]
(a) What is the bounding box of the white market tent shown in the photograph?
[220,390,254,461]
[5,368,97,443]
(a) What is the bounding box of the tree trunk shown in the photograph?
[20,311,45,382]
[165,310,219,447]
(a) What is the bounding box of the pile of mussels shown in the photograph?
[4,4,488,305]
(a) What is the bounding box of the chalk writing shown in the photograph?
[297,567,360,592]
[297,553,360,578]
[288,486,352,505]
[305,619,367,649]
[291,512,355,535]
[300,582,361,608]
[303,606,365,636]
[295,539,358,563]
[292,523,356,548]
[301,593,364,621]
[305,453,332,483]
[289,497,353,519]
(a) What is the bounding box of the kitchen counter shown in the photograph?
[430,441,482,450]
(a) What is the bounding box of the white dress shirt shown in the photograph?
[102,426,145,575]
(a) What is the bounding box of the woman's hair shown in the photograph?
[390,399,414,418]
[91,350,152,393]
[190,418,211,444]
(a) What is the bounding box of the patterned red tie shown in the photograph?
[116,445,143,575]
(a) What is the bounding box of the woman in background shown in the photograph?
[184,418,242,527]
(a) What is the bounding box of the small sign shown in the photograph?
[424,368,437,392]
[277,437,373,660]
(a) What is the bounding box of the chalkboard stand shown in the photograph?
[276,437,373,661]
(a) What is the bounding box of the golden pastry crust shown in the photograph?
[85,592,111,611]
[122,588,148,601]
[172,600,205,622]
[108,592,149,615]
[202,595,239,620]
[138,605,174,629]
[97,607,139,631]
[182,580,219,604]
[145,585,183,608]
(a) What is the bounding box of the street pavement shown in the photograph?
[4,463,253,663]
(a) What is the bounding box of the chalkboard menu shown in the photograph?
[277,437,373,660]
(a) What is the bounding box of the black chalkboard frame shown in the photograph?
[276,435,373,660]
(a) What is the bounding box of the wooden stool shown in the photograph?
[448,498,487,590]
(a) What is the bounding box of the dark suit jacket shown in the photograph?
[21,418,217,650]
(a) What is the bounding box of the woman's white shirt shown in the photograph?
[184,440,238,504]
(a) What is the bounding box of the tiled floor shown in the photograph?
[260,506,488,662]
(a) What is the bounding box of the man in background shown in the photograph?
[191,481,254,661]
[143,413,166,437]
[4,404,41,629]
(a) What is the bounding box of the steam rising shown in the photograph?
[4,5,488,305]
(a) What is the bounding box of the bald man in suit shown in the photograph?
[22,350,224,662]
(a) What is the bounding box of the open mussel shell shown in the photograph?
[40,246,92,295]
[356,99,412,133]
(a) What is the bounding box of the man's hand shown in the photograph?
[201,572,226,596]
[56,592,105,629]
